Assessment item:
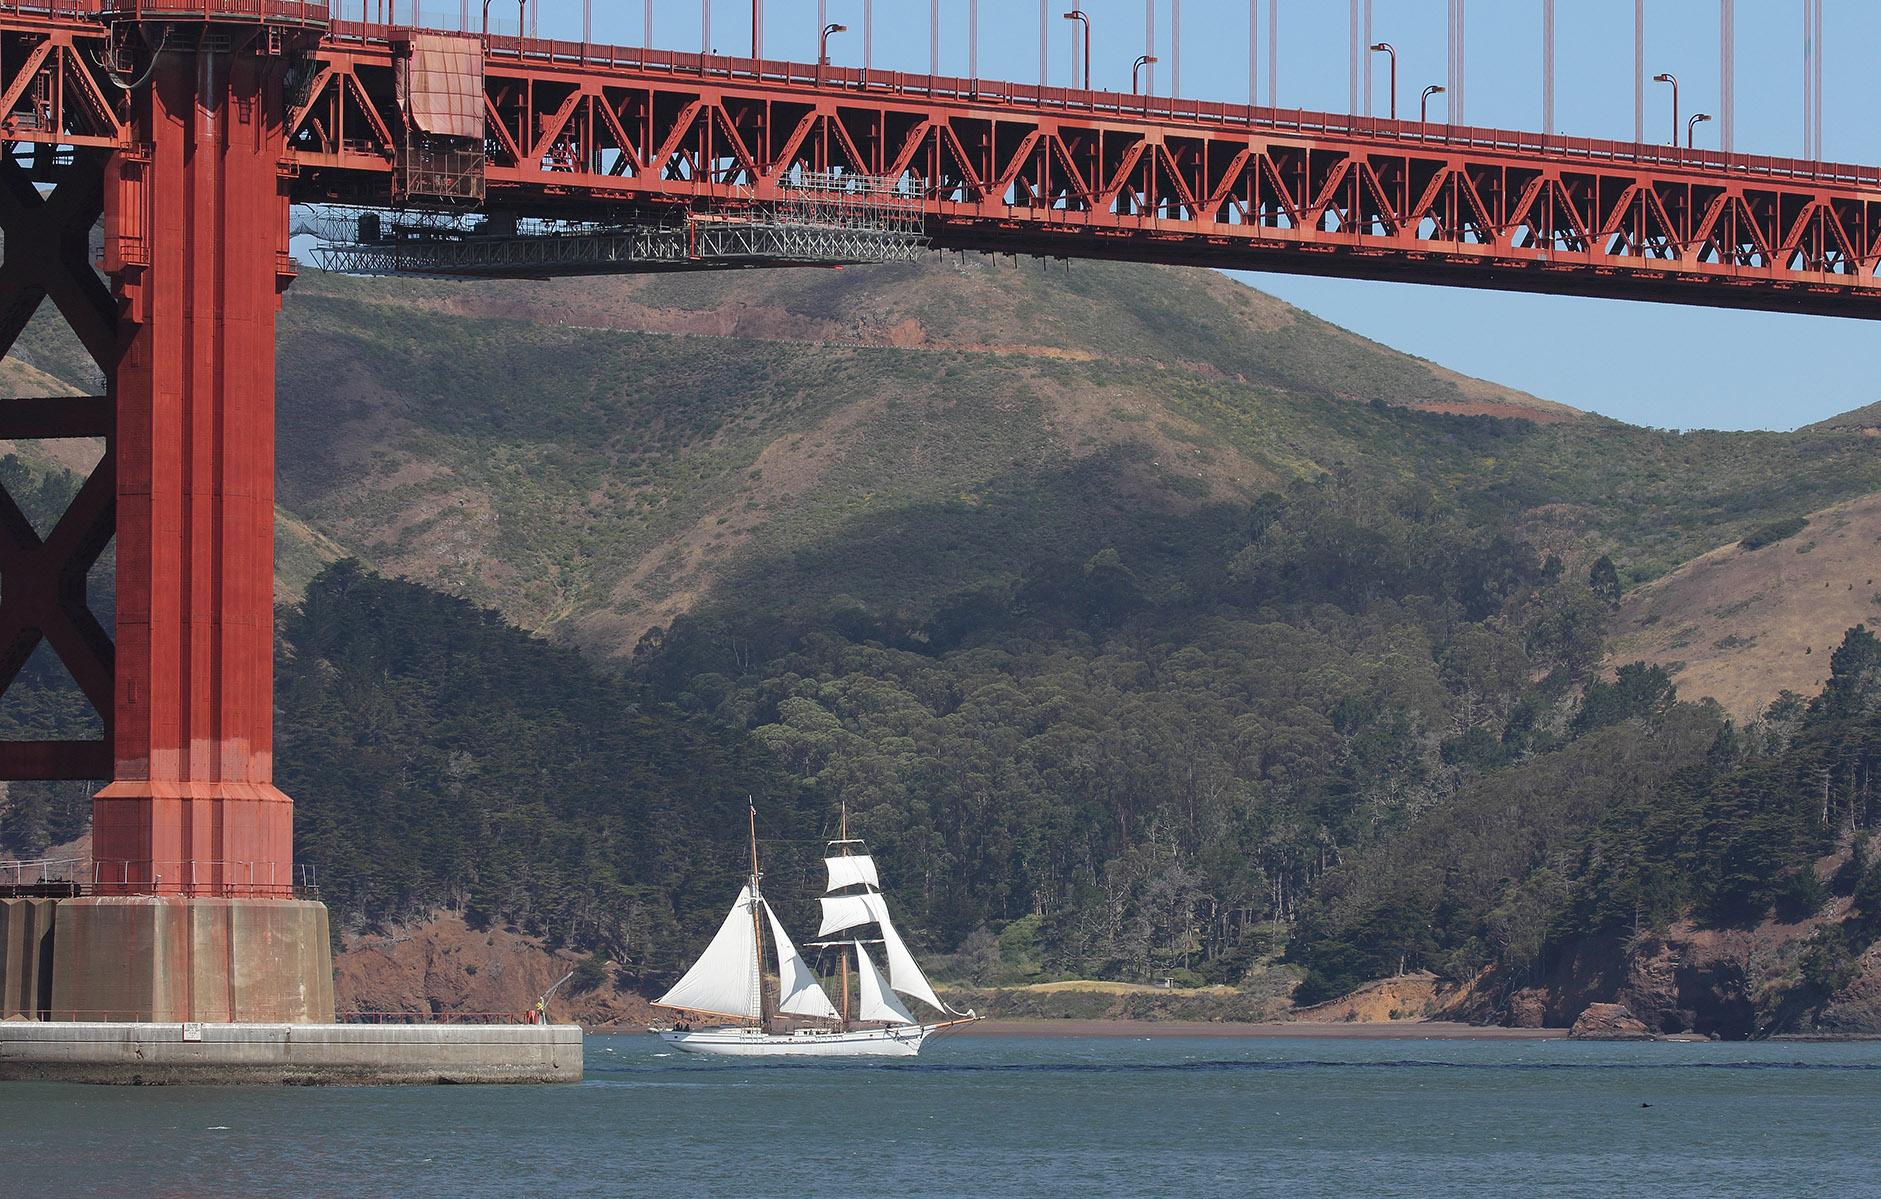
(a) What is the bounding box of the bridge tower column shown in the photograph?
[46,5,334,1023]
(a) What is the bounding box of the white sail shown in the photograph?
[817,893,875,936]
[656,885,760,1020]
[824,854,881,893]
[853,941,916,1025]
[865,893,948,1013]
[764,899,839,1020]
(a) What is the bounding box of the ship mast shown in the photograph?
[749,801,768,1030]
[838,803,851,1025]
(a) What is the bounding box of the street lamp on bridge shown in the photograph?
[819,22,848,66]
[1369,42,1396,120]
[1687,112,1712,149]
[1652,72,1679,146]
[1063,9,1091,91]
[1133,54,1158,95]
[1421,84,1446,125]
[480,0,525,41]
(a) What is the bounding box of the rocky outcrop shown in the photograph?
[1569,1003,1652,1039]
[1798,942,1881,1035]
[334,911,655,1029]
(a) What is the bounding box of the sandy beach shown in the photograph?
[959,1019,1569,1039]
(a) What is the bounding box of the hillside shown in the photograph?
[269,258,1881,666]
[1611,492,1881,720]
[3,252,1881,1035]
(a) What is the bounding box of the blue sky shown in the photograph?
[510,1,1881,432]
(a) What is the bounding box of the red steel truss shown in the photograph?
[300,31,1881,317]
[2,9,1880,313]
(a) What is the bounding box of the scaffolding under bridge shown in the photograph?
[304,173,929,279]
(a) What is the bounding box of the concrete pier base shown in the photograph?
[0,1022,583,1085]
[1,899,58,1019]
[48,897,335,1023]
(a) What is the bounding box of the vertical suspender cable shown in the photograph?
[1634,0,1645,144]
[702,0,710,54]
[1542,0,1555,133]
[865,0,873,71]
[1041,0,1049,86]
[1803,0,1814,158]
[1172,0,1180,97]
[1719,0,1733,152]
[1267,0,1277,107]
[1363,0,1373,115]
[1146,0,1157,96]
[1249,0,1258,106]
[1349,0,1359,115]
[1815,0,1824,160]
[931,0,940,76]
[969,0,978,80]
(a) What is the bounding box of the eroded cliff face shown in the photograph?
[333,911,653,1029]
[1443,913,1881,1038]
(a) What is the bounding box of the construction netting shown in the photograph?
[399,32,483,140]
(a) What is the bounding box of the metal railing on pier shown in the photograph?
[0,856,320,899]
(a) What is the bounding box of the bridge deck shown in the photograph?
[0,3,1878,313]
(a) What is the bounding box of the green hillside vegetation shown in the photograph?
[278,561,827,968]
[3,255,1879,1028]
[273,260,1881,659]
[1290,626,1881,1025]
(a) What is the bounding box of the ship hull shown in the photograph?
[657,1023,952,1057]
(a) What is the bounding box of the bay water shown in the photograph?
[3,1032,1877,1197]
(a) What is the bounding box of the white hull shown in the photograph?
[658,1023,956,1057]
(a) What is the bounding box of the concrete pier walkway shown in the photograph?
[0,1021,583,1085]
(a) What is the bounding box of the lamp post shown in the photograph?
[480,0,527,40]
[820,22,847,65]
[1063,9,1091,91]
[1421,83,1446,124]
[1133,54,1158,95]
[1652,72,1678,146]
[1369,42,1396,120]
[1687,111,1711,149]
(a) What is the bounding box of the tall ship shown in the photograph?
[652,808,978,1057]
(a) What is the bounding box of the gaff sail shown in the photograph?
[655,885,761,1020]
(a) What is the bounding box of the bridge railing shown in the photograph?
[0,855,320,899]
[3,4,1874,190]
[317,19,1881,191]
[0,0,329,19]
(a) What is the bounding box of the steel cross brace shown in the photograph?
[0,150,118,781]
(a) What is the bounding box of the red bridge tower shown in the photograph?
[0,1,336,1022]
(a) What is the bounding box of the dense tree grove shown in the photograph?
[633,474,1622,984]
[275,562,821,969]
[1292,625,1881,1007]
[2,461,1875,1015]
